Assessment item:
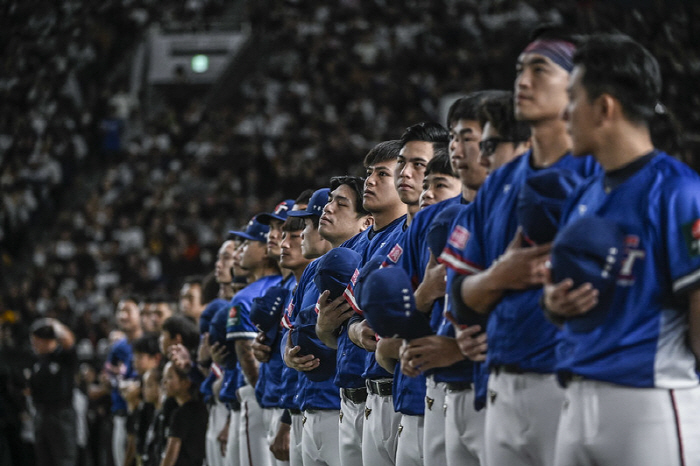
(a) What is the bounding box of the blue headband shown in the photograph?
[523,39,576,73]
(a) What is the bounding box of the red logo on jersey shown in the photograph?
[228,306,238,318]
[387,244,403,263]
[692,219,700,239]
[447,226,470,250]
[624,235,640,248]
[350,268,360,285]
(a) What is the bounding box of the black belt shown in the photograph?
[289,408,302,415]
[491,364,527,375]
[445,381,473,392]
[558,371,585,388]
[341,387,368,404]
[226,401,241,411]
[365,379,393,397]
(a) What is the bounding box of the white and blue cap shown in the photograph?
[250,286,290,345]
[357,265,433,340]
[228,216,270,242]
[427,204,465,258]
[291,322,337,382]
[257,199,296,225]
[550,216,626,333]
[517,169,582,245]
[314,247,363,301]
[288,188,330,219]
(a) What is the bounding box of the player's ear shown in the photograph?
[360,215,373,232]
[598,94,617,124]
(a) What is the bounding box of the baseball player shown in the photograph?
[452,27,599,466]
[543,33,700,466]
[225,216,283,466]
[369,122,448,466]
[313,175,373,466]
[396,92,516,466]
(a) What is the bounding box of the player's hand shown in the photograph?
[444,312,487,362]
[543,270,598,318]
[270,421,290,461]
[218,419,229,457]
[316,291,355,335]
[169,344,192,372]
[414,253,447,312]
[252,332,272,363]
[210,341,229,365]
[490,228,552,290]
[349,320,377,352]
[283,332,320,371]
[399,335,465,376]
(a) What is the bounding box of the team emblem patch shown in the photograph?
[426,396,434,410]
[387,244,403,264]
[364,407,372,419]
[350,268,360,285]
[682,220,700,257]
[227,305,240,326]
[447,225,470,250]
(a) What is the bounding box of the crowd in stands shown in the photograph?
[1,1,700,465]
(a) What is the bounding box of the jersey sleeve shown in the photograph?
[664,179,700,295]
[226,299,258,341]
[439,204,482,275]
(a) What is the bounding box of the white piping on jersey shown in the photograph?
[673,267,700,294]
[226,331,258,340]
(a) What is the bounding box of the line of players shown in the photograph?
[124,28,700,466]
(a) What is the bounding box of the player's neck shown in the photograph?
[175,391,191,406]
[371,204,407,230]
[405,202,420,226]
[529,119,572,168]
[461,185,478,203]
[597,125,654,172]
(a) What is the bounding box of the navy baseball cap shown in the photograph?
[250,286,290,345]
[256,199,295,225]
[550,216,625,333]
[314,247,363,301]
[228,216,270,242]
[288,188,330,219]
[427,204,465,258]
[290,323,337,382]
[357,266,433,340]
[517,169,582,245]
[351,254,387,312]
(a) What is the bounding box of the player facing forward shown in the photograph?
[543,33,700,466]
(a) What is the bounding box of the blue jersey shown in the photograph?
[386,198,461,415]
[334,217,406,388]
[107,338,135,413]
[256,275,296,409]
[460,151,599,372]
[344,216,408,381]
[199,299,230,400]
[219,275,282,400]
[209,302,239,403]
[278,261,322,410]
[557,152,700,388]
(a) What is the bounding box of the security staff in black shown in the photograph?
[28,318,78,466]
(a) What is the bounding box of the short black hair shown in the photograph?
[132,333,161,356]
[363,140,402,168]
[425,153,457,178]
[295,189,314,206]
[282,216,306,232]
[447,91,503,129]
[161,315,200,353]
[399,121,449,161]
[573,34,661,124]
[329,175,370,217]
[478,91,531,143]
[529,23,580,45]
[182,275,203,287]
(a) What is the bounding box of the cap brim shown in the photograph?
[228,230,263,242]
[287,210,315,218]
[256,213,286,225]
